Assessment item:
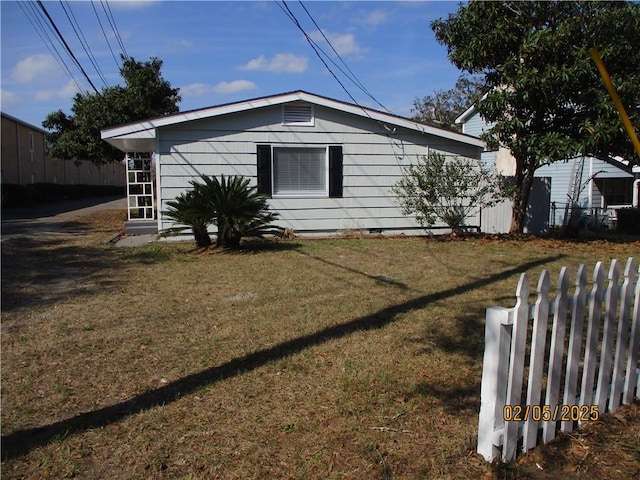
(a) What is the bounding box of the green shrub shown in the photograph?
[392,152,504,232]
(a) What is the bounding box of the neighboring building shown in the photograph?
[456,105,639,233]
[1,112,49,185]
[102,90,485,237]
[1,112,125,187]
[536,157,636,228]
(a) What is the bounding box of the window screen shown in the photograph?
[273,147,326,195]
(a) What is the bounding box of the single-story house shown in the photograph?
[455,104,639,233]
[102,90,485,237]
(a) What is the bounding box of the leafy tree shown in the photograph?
[392,152,503,233]
[432,1,640,233]
[43,56,180,164]
[162,175,283,248]
[411,74,485,132]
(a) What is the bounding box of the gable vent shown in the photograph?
[283,103,314,126]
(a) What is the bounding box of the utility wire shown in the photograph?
[278,1,428,175]
[91,0,120,69]
[281,1,433,140]
[36,0,100,94]
[278,2,365,114]
[60,1,109,87]
[297,0,390,113]
[101,0,128,60]
[19,1,85,94]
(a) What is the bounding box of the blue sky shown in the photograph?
[1,0,465,129]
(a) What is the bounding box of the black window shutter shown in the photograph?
[328,146,343,198]
[256,144,272,197]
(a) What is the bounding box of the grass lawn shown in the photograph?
[2,209,640,479]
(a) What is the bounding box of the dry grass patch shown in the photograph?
[2,212,640,479]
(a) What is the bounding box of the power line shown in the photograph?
[60,1,109,88]
[284,1,437,142]
[277,1,364,113]
[101,0,128,60]
[278,1,429,174]
[36,0,100,94]
[91,0,120,69]
[18,1,86,94]
[297,0,390,113]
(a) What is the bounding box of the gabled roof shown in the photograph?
[101,90,485,152]
[455,104,478,125]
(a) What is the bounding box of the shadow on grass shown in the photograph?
[411,381,482,416]
[406,306,487,415]
[218,240,303,254]
[1,254,565,461]
[1,231,127,313]
[297,250,410,290]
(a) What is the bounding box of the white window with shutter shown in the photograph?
[272,147,327,196]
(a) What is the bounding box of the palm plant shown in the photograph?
[196,175,282,247]
[163,174,282,248]
[163,190,213,247]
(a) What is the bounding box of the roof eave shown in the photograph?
[101,90,485,151]
[455,104,478,125]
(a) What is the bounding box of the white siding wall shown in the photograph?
[157,104,482,235]
[535,160,579,208]
[461,110,492,138]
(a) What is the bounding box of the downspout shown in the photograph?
[633,179,640,207]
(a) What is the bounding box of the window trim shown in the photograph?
[271,145,328,198]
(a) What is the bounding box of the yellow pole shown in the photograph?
[589,47,640,160]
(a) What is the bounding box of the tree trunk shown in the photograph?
[509,159,536,234]
[192,226,212,248]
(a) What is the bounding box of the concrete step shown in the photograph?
[125,220,158,235]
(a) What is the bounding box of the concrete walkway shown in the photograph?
[114,233,159,247]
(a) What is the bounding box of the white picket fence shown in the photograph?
[477,257,640,463]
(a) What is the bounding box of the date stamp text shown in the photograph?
[503,404,599,422]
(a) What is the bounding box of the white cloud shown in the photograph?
[180,83,216,97]
[182,81,257,96]
[11,54,60,83]
[361,9,388,27]
[108,0,157,8]
[239,53,308,74]
[214,80,257,94]
[1,89,22,109]
[309,30,365,58]
[35,80,80,102]
[167,39,193,52]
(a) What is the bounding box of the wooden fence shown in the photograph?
[477,257,640,463]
